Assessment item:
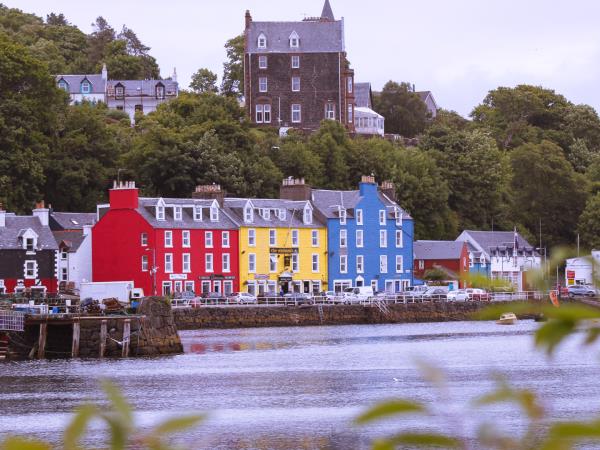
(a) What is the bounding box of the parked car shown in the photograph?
[202,292,226,302]
[567,285,599,298]
[227,292,258,304]
[403,285,429,302]
[325,291,343,303]
[341,286,374,304]
[284,292,314,306]
[447,289,469,302]
[420,287,448,301]
[465,288,490,301]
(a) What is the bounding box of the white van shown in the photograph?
[342,286,374,304]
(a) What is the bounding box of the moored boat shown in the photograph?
[496,312,518,325]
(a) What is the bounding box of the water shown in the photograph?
[1,320,599,449]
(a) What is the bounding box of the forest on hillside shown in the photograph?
[1,4,600,250]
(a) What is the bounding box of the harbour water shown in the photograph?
[1,320,599,449]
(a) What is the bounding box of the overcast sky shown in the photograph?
[10,0,600,116]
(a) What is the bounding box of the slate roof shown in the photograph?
[247,19,344,53]
[355,106,383,118]
[414,240,465,260]
[136,198,237,230]
[107,79,178,97]
[223,198,325,228]
[55,74,106,94]
[53,230,87,252]
[311,189,412,220]
[459,230,538,256]
[321,0,335,20]
[354,82,372,108]
[50,212,96,231]
[0,215,58,250]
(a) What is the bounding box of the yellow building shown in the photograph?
[224,198,328,295]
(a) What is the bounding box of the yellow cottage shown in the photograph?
[223,198,328,295]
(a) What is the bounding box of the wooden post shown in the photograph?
[71,320,80,358]
[122,319,131,358]
[37,323,47,359]
[99,320,107,358]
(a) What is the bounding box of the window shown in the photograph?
[395,209,402,225]
[259,77,268,93]
[291,229,299,247]
[156,205,165,221]
[244,205,253,223]
[303,207,312,224]
[142,255,149,272]
[115,85,124,99]
[210,205,219,221]
[311,230,319,247]
[291,55,300,68]
[279,209,286,221]
[395,230,403,248]
[379,210,386,225]
[258,33,267,48]
[325,103,335,120]
[312,254,319,272]
[58,80,68,91]
[141,233,148,246]
[356,209,363,225]
[347,77,353,93]
[248,253,256,273]
[396,255,403,273]
[174,206,182,221]
[269,229,276,246]
[224,280,233,295]
[339,208,346,224]
[205,231,213,248]
[182,230,190,248]
[248,229,256,246]
[156,84,165,99]
[291,104,301,123]
[380,255,388,273]
[61,267,68,281]
[222,231,230,248]
[258,56,267,69]
[61,249,68,260]
[291,254,299,272]
[292,77,300,92]
[262,208,271,220]
[357,255,364,273]
[185,281,195,293]
[380,230,387,248]
[183,253,191,273]
[162,281,172,296]
[205,253,214,272]
[418,259,425,270]
[340,229,347,248]
[289,32,299,48]
[25,238,35,252]
[81,80,91,94]
[135,104,143,113]
[256,104,271,123]
[340,255,348,273]
[223,254,230,272]
[164,231,173,248]
[348,104,353,123]
[356,229,363,248]
[164,254,173,273]
[116,105,124,111]
[269,254,277,272]
[194,205,202,221]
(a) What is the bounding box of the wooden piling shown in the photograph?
[37,323,47,359]
[99,320,107,358]
[71,320,80,358]
[122,319,131,357]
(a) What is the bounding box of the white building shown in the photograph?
[56,64,108,105]
[353,82,385,136]
[565,251,600,286]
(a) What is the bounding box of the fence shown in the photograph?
[0,310,25,331]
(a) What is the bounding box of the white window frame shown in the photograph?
[164,230,173,248]
[380,230,387,248]
[205,231,213,248]
[340,229,347,248]
[340,255,348,274]
[182,230,190,248]
[311,230,319,247]
[248,253,256,273]
[156,205,165,221]
[259,77,268,93]
[269,254,278,273]
[291,229,299,247]
[325,103,335,120]
[291,55,300,68]
[379,210,386,225]
[258,55,267,69]
[141,255,149,272]
[248,229,256,247]
[303,207,312,224]
[380,255,388,274]
[182,253,191,273]
[222,231,230,248]
[312,254,319,273]
[205,253,214,272]
[348,104,353,123]
[356,255,364,274]
[339,208,346,224]
[244,205,253,223]
[24,260,37,279]
[269,229,276,246]
[263,104,271,123]
[291,254,299,272]
[356,209,363,225]
[256,104,264,123]
[258,33,267,49]
[396,255,403,273]
[291,104,301,123]
[418,259,425,270]
[395,230,403,248]
[194,205,202,221]
[223,253,231,273]
[356,229,364,248]
[164,253,173,273]
[141,233,148,246]
[210,206,219,221]
[173,206,182,221]
[292,77,301,92]
[162,281,172,296]
[347,77,353,93]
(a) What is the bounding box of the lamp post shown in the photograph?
[536,247,547,280]
[145,247,157,296]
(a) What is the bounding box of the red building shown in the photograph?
[92,182,239,296]
[413,240,470,288]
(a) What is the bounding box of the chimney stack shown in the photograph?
[279,177,311,201]
[245,10,252,29]
[192,184,226,206]
[33,200,49,227]
[380,180,396,201]
[101,63,108,81]
[109,180,139,210]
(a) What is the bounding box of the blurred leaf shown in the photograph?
[585,327,600,345]
[355,400,426,424]
[540,419,600,450]
[152,414,205,435]
[0,437,51,450]
[475,377,544,420]
[64,404,99,450]
[381,432,462,448]
[100,414,128,450]
[535,320,577,355]
[101,380,133,426]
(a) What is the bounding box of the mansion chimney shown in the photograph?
[109,181,139,210]
[279,178,312,201]
[245,10,252,30]
[192,184,226,206]
[380,180,396,201]
[32,200,49,226]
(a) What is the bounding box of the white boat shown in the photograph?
[496,312,518,325]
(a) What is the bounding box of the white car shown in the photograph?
[325,291,343,303]
[227,292,258,304]
[447,289,469,302]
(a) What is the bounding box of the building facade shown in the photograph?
[0,203,58,295]
[565,251,600,286]
[56,65,108,104]
[244,0,355,132]
[92,182,239,296]
[223,197,328,296]
[413,240,469,288]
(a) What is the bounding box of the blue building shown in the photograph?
[279,176,414,293]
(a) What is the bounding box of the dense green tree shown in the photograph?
[190,68,218,93]
[510,140,588,246]
[308,120,351,189]
[577,193,600,250]
[221,34,244,97]
[373,81,429,137]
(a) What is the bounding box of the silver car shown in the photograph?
[227,292,258,304]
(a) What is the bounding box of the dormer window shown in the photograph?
[80,79,91,94]
[303,205,312,224]
[244,204,254,223]
[156,83,165,99]
[210,204,219,222]
[115,84,124,99]
[25,238,35,252]
[262,209,271,220]
[156,205,165,221]
[193,205,202,221]
[19,229,38,253]
[289,31,299,48]
[257,33,267,49]
[279,209,286,221]
[174,206,182,221]
[58,79,69,91]
[339,207,346,225]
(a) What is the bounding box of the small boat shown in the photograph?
[496,312,518,325]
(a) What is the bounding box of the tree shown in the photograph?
[510,140,589,246]
[577,193,600,250]
[190,68,218,93]
[221,34,244,97]
[373,81,429,137]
